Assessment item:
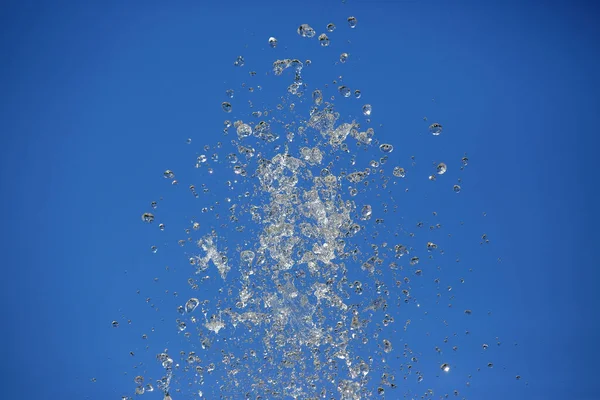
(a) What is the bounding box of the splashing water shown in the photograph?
[116,12,520,400]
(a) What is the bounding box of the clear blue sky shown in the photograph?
[1,1,599,399]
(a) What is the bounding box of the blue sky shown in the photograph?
[1,1,599,399]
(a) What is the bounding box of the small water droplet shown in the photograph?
[318,33,330,46]
[393,167,406,178]
[354,89,361,98]
[222,102,232,113]
[347,16,357,28]
[437,162,447,174]
[362,104,372,116]
[233,55,245,67]
[340,52,349,63]
[453,184,461,193]
[379,143,393,153]
[429,123,443,135]
[338,86,351,97]
[112,321,119,328]
[141,213,154,223]
[185,298,200,313]
[186,138,192,144]
[226,89,234,98]
[441,363,450,372]
[268,37,278,48]
[151,246,157,253]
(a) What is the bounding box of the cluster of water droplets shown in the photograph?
[117,13,526,400]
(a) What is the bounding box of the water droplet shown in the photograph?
[354,89,361,98]
[437,162,447,174]
[429,123,443,136]
[151,245,157,253]
[338,86,351,97]
[268,37,278,48]
[393,167,406,178]
[383,339,392,353]
[186,138,192,144]
[313,90,323,105]
[362,104,372,116]
[487,362,494,368]
[318,33,330,46]
[464,309,472,315]
[297,24,316,38]
[429,174,437,181]
[361,205,372,220]
[461,156,469,166]
[441,363,450,372]
[347,16,357,28]
[226,89,234,98]
[112,321,119,328]
[222,102,232,113]
[141,213,155,223]
[159,223,165,231]
[340,52,349,63]
[233,55,245,67]
[185,298,200,313]
[453,184,461,193]
[379,143,393,153]
[427,242,437,250]
[134,376,144,385]
[236,122,252,139]
[327,23,336,32]
[163,169,175,179]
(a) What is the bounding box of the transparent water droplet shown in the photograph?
[361,205,372,220]
[318,33,330,46]
[233,55,245,67]
[383,339,392,353]
[268,37,278,48]
[185,298,199,313]
[134,376,144,385]
[151,245,157,253]
[393,167,406,178]
[186,138,192,144]
[159,223,165,231]
[354,89,361,98]
[441,363,450,372]
[379,143,393,153]
[297,24,316,38]
[362,104,372,116]
[347,16,357,28]
[141,213,154,223]
[453,184,461,193]
[429,123,443,135]
[327,23,336,32]
[461,156,469,166]
[340,52,349,63]
[313,90,323,105]
[112,321,119,328]
[222,102,232,113]
[338,86,351,97]
[437,162,447,174]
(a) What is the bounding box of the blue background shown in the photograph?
[1,0,599,399]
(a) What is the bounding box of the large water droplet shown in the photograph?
[429,123,443,136]
[318,33,330,47]
[297,24,316,38]
[185,298,199,313]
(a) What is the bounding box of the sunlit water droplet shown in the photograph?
[185,298,199,313]
[318,33,330,46]
[297,24,316,38]
[362,104,372,116]
[429,122,443,135]
[268,37,278,48]
[393,167,406,178]
[379,143,393,153]
[233,55,245,67]
[222,102,232,113]
[340,52,349,63]
[437,162,447,174]
[347,16,357,28]
[453,184,461,193]
[141,213,154,223]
